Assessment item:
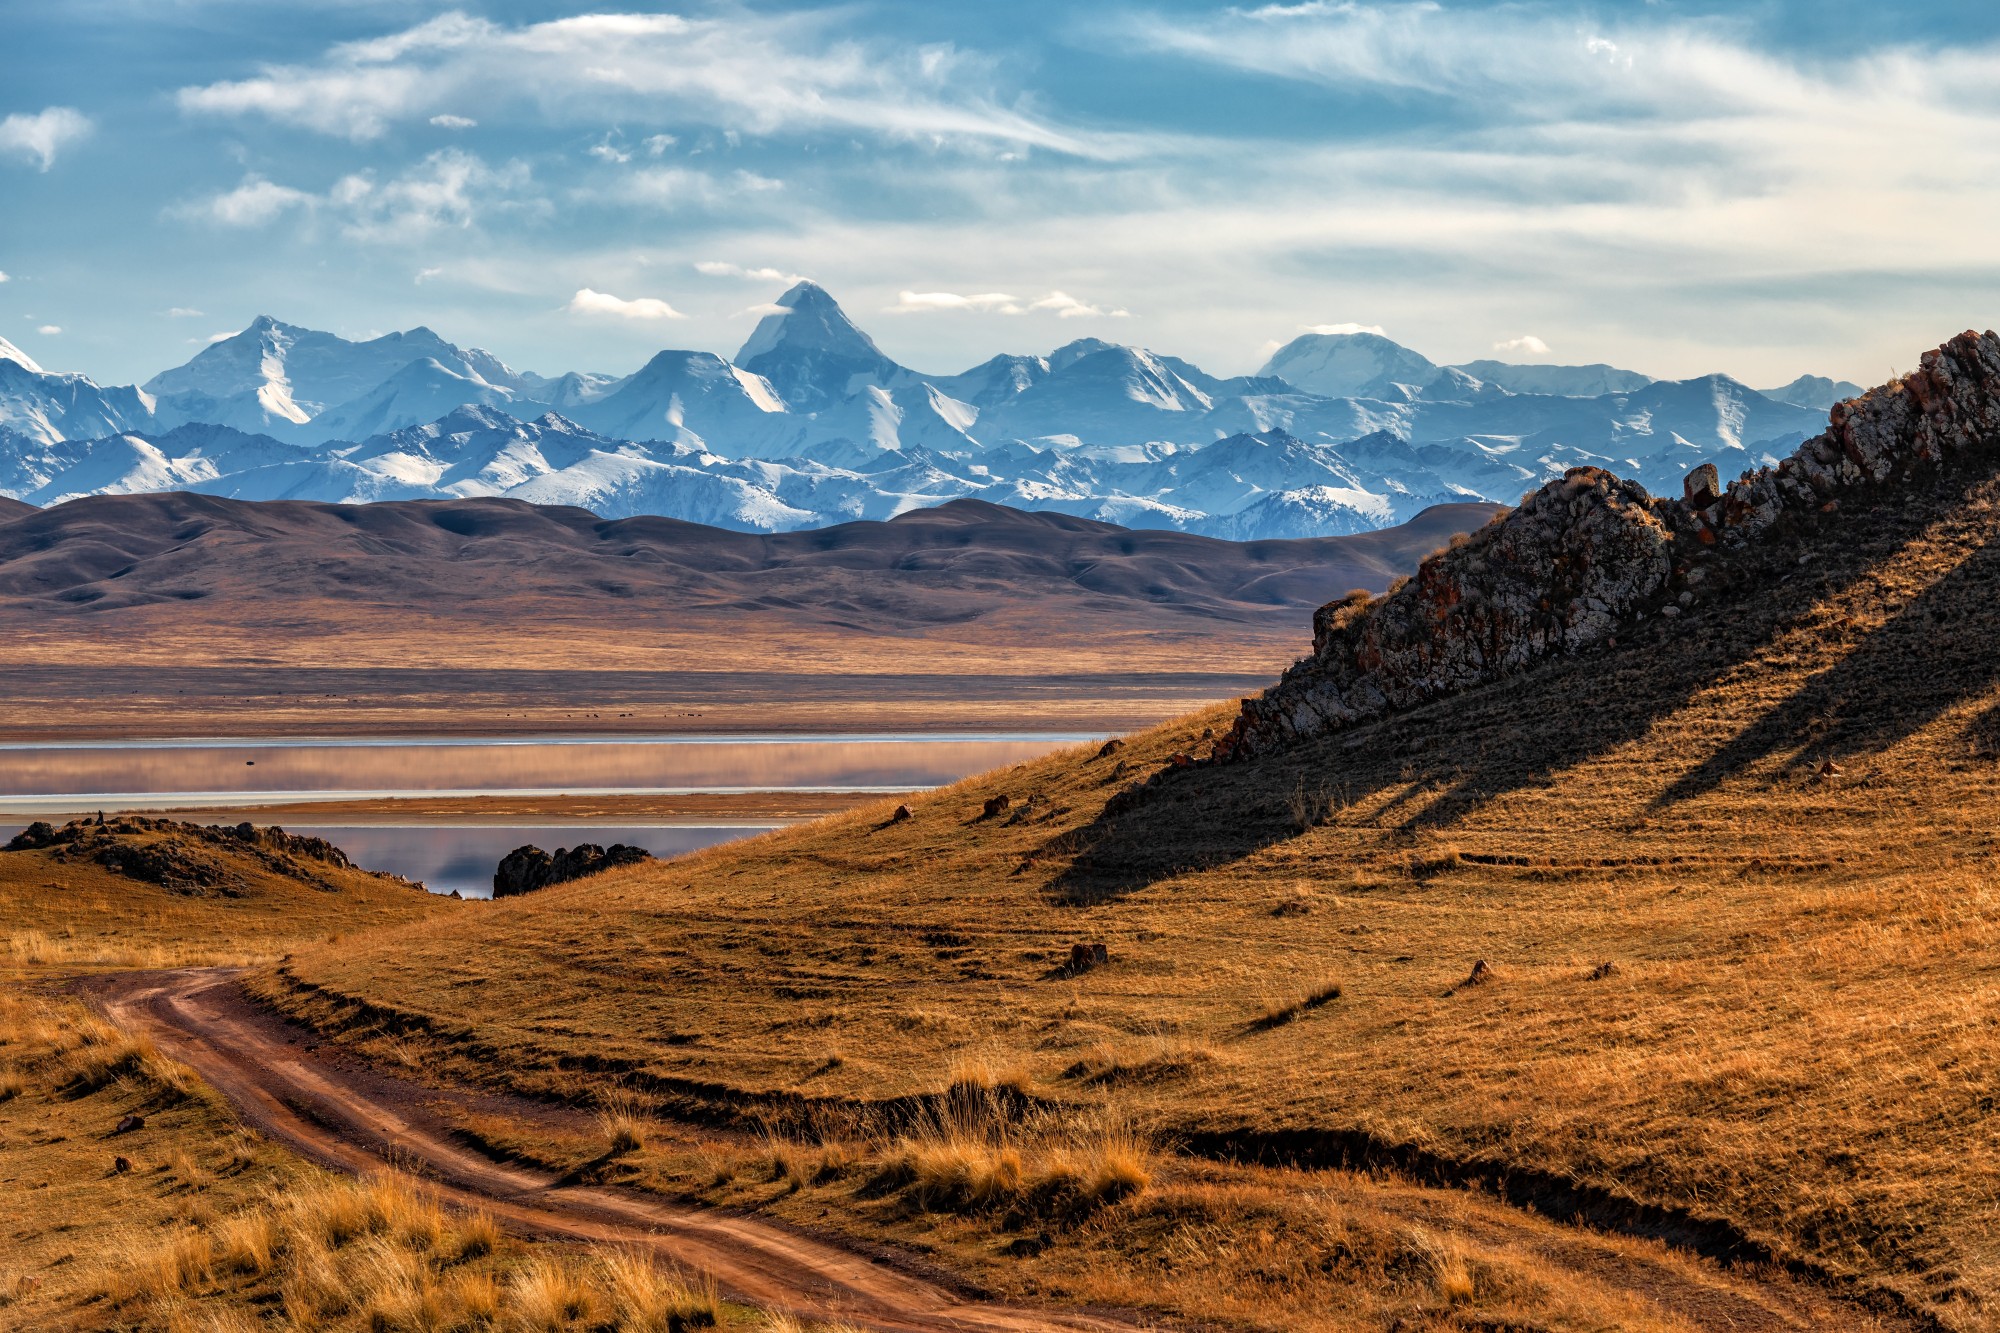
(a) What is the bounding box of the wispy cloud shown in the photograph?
[695,261,803,282]
[176,151,534,243]
[429,113,476,129]
[888,290,1023,314]
[1494,334,1550,355]
[884,288,1130,317]
[568,287,685,320]
[174,9,1120,156]
[1030,290,1129,319]
[36,324,61,336]
[0,106,92,171]
[1303,322,1386,337]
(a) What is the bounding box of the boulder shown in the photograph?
[1068,942,1110,974]
[493,842,652,898]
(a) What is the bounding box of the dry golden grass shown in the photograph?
[0,818,448,982]
[100,1170,728,1332]
[257,450,2000,1330]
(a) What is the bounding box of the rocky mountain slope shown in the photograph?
[1220,328,2000,759]
[0,286,1839,537]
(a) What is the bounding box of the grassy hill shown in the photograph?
[260,335,2000,1329]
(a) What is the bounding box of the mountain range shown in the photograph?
[0,285,1861,537]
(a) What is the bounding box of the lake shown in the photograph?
[0,732,1095,896]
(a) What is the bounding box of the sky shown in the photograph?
[5,0,2000,389]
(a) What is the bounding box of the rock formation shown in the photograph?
[4,815,362,895]
[1218,330,2000,760]
[492,842,653,898]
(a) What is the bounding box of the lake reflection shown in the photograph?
[0,734,1094,812]
[294,825,773,899]
[0,822,778,898]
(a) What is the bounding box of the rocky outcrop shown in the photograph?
[1219,330,2000,761]
[492,842,653,898]
[5,815,361,895]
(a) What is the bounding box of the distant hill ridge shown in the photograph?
[0,492,1503,632]
[1220,328,2000,759]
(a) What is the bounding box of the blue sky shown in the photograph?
[6,0,2000,388]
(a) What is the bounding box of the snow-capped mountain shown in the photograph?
[0,286,1849,538]
[735,280,912,412]
[1759,374,1867,411]
[0,339,156,446]
[143,316,537,439]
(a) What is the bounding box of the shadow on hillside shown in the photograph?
[1654,533,2000,807]
[1048,475,2000,901]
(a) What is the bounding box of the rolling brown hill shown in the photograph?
[0,493,1495,625]
[0,494,1501,739]
[263,331,2000,1329]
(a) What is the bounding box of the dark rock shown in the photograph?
[1096,738,1125,759]
[1463,960,1494,988]
[1683,462,1722,506]
[981,794,1012,820]
[493,842,653,898]
[1587,961,1619,981]
[5,821,58,851]
[112,1155,132,1174]
[112,1114,145,1135]
[1068,942,1110,974]
[891,803,914,823]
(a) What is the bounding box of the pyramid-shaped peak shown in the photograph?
[737,282,883,363]
[735,282,907,412]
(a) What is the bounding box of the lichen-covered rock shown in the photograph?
[1218,330,2000,762]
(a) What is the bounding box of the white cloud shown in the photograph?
[599,166,780,212]
[0,272,9,284]
[568,287,686,320]
[1030,291,1130,319]
[1303,322,1387,337]
[0,107,92,171]
[205,331,237,344]
[174,10,1122,156]
[36,325,61,336]
[735,302,788,317]
[164,306,202,317]
[888,290,1023,314]
[429,113,477,129]
[642,134,677,156]
[194,176,315,226]
[587,140,631,164]
[1494,334,1551,355]
[178,152,533,242]
[414,267,444,284]
[695,261,802,282]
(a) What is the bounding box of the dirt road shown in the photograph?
[92,968,1915,1333]
[93,968,1142,1333]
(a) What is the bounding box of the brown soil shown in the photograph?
[88,968,1142,1333]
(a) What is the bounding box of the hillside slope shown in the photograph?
[233,331,2000,1325]
[0,493,1499,627]
[0,496,1501,739]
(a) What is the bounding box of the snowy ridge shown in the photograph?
[0,286,1841,537]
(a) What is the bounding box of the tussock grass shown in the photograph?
[596,1086,651,1156]
[107,1171,731,1332]
[869,1085,1153,1222]
[1249,977,1343,1030]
